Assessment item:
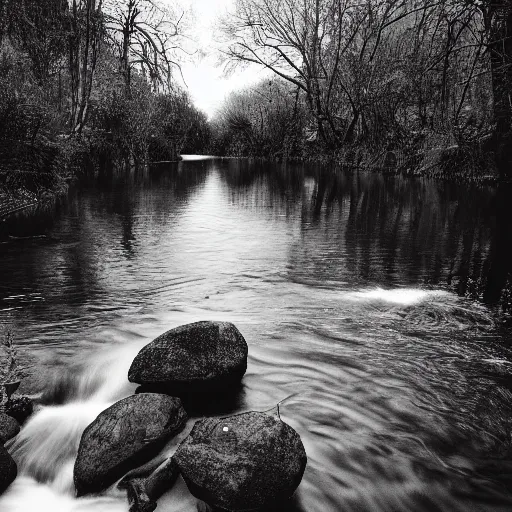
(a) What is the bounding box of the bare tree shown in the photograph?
[103,0,187,93]
[222,0,439,149]
[0,0,69,83]
[68,0,103,135]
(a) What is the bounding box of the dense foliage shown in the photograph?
[210,79,307,158]
[213,0,512,179]
[0,0,209,210]
[1,0,511,206]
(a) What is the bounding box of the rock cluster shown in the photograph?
[72,320,306,511]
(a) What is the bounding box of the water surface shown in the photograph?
[1,157,512,511]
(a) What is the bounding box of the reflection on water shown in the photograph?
[1,158,512,511]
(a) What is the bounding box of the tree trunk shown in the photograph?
[169,140,178,161]
[69,0,101,135]
[440,20,454,129]
[121,2,135,94]
[344,110,360,144]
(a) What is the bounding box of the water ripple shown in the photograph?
[1,161,512,511]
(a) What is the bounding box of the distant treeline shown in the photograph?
[211,0,512,181]
[0,0,210,204]
[1,0,512,208]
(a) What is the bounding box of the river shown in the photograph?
[1,156,512,511]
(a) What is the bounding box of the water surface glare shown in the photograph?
[1,158,512,511]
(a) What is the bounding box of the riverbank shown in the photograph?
[213,134,500,184]
[0,136,86,222]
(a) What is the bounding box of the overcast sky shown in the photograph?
[171,0,264,118]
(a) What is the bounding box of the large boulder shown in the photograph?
[128,321,248,394]
[74,393,187,497]
[0,444,17,494]
[174,411,307,511]
[0,413,20,443]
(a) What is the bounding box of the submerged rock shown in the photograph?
[124,478,156,512]
[174,410,307,511]
[0,444,17,494]
[0,413,20,443]
[120,458,180,512]
[74,393,187,497]
[5,396,33,425]
[128,321,248,394]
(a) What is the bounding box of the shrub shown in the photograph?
[0,329,25,407]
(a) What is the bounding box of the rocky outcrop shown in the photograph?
[174,410,307,511]
[74,393,187,497]
[128,321,248,395]
[0,413,20,443]
[0,444,17,494]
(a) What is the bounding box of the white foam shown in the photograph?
[0,477,127,512]
[10,402,110,488]
[344,287,450,305]
[78,340,146,402]
[180,154,216,161]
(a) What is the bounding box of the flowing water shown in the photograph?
[1,157,512,512]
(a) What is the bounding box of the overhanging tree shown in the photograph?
[222,0,440,149]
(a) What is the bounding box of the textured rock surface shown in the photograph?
[74,393,187,496]
[5,396,33,425]
[128,321,248,394]
[0,412,20,443]
[122,458,180,512]
[0,444,17,494]
[174,411,307,511]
